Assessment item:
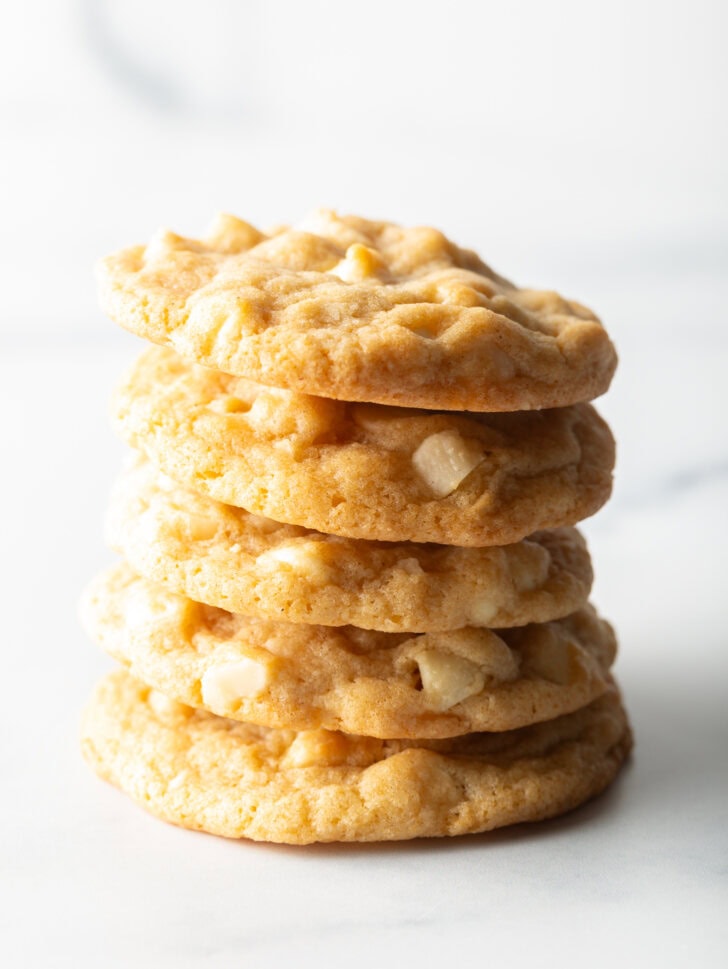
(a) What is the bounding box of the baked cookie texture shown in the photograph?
[97,210,617,411]
[113,346,615,546]
[81,565,615,737]
[107,457,594,631]
[81,669,632,844]
[85,210,628,843]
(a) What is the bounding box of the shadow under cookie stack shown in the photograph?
[81,211,632,844]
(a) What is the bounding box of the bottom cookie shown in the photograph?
[81,670,632,844]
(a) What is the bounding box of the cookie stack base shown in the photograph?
[81,669,631,845]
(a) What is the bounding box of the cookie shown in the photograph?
[81,564,616,738]
[113,347,615,546]
[107,456,593,632]
[81,669,631,843]
[97,210,617,411]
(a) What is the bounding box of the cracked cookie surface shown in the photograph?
[81,668,631,843]
[98,210,616,411]
[113,347,615,546]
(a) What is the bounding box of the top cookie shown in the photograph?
[97,210,617,411]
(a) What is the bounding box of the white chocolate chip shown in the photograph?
[187,514,217,541]
[467,596,499,626]
[412,431,485,497]
[475,633,520,681]
[511,544,551,593]
[263,545,308,568]
[328,244,384,282]
[201,659,270,710]
[397,557,425,575]
[207,395,251,415]
[423,629,518,681]
[244,390,284,430]
[256,542,331,585]
[415,651,485,712]
[167,770,189,791]
[284,730,351,768]
[400,628,518,683]
[148,690,191,720]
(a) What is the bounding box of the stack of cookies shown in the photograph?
[81,211,631,844]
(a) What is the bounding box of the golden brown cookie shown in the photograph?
[81,669,632,843]
[97,210,616,411]
[107,456,593,631]
[113,347,615,546]
[81,564,616,738]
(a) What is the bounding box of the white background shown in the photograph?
[1,2,727,966]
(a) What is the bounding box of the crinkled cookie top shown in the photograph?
[98,210,617,411]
